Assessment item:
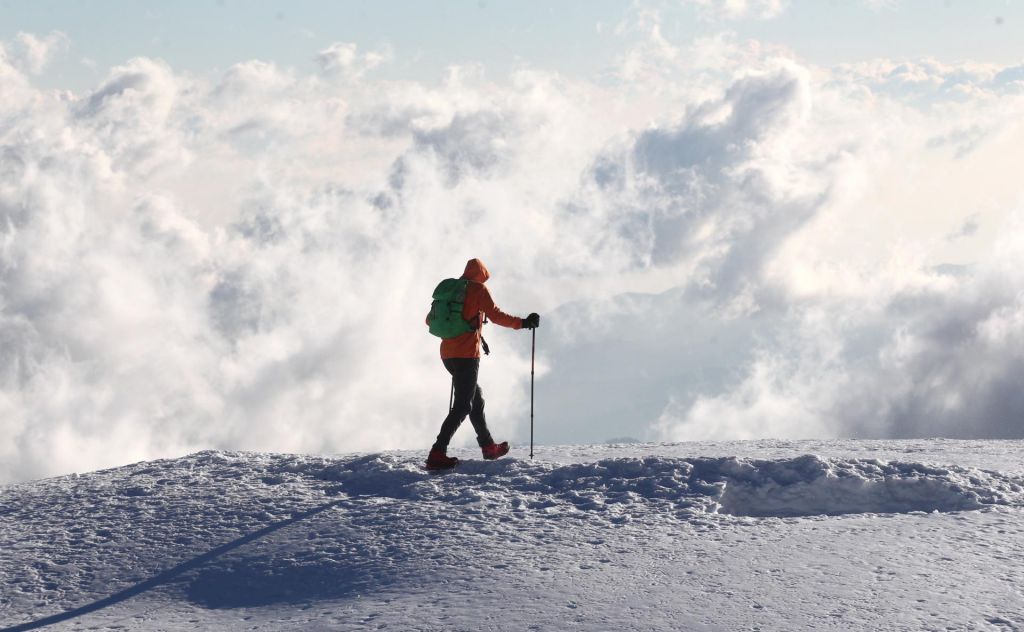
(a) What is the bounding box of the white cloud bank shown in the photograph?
[2,28,1024,481]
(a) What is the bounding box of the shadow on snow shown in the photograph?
[0,499,345,632]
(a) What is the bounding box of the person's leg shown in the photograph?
[467,383,494,447]
[432,358,479,452]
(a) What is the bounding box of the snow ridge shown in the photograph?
[316,452,1024,518]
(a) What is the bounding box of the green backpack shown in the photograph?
[427,278,475,339]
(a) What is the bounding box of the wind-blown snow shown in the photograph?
[2,440,1023,630]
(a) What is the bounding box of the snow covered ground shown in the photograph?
[2,440,1024,631]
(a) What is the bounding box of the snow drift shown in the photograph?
[323,452,1023,518]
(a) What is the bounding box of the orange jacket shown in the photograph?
[428,258,523,359]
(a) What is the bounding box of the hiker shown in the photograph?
[425,258,539,470]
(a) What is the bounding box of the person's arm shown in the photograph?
[478,285,523,330]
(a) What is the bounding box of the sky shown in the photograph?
[3,0,1023,90]
[1,0,1024,482]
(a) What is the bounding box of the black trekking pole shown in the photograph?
[530,328,536,459]
[449,377,454,414]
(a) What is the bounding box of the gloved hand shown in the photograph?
[522,313,540,329]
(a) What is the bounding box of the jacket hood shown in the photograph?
[461,258,490,283]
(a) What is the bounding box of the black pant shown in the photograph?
[432,358,494,452]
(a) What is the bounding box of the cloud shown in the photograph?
[946,214,979,241]
[0,31,68,75]
[0,37,612,481]
[646,58,1024,443]
[657,218,1024,441]
[74,57,190,176]
[833,58,1024,105]
[315,42,391,81]
[407,110,520,186]
[3,27,1024,482]
[685,0,790,20]
[568,60,832,306]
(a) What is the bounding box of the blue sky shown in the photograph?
[3,0,1023,91]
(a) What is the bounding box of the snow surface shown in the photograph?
[2,440,1024,631]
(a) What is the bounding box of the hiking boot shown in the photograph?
[425,449,458,471]
[481,441,510,460]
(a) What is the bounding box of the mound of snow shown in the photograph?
[312,452,1024,518]
[710,455,1022,517]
